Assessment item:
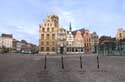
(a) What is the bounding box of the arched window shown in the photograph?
[41,34,44,39]
[52,34,55,39]
[47,34,50,39]
[42,28,45,32]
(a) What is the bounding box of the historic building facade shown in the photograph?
[0,34,13,48]
[66,23,74,54]
[39,15,59,54]
[83,30,91,54]
[72,31,84,54]
[66,24,84,54]
[116,28,125,40]
[38,15,102,55]
[91,32,99,53]
[57,28,67,54]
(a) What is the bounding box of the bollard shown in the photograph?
[44,55,47,70]
[80,56,83,69]
[97,56,100,69]
[61,56,64,69]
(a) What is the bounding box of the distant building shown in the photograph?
[83,30,91,54]
[39,15,59,55]
[91,32,99,53]
[99,36,116,55]
[66,23,84,54]
[99,36,112,44]
[66,23,74,54]
[72,31,84,54]
[16,40,23,52]
[66,23,74,46]
[116,28,125,40]
[0,34,13,48]
[16,40,38,54]
[13,39,17,49]
[57,28,67,54]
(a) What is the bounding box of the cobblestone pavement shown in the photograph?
[0,54,125,82]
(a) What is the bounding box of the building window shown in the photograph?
[41,47,44,51]
[119,33,122,38]
[81,48,83,52]
[41,34,44,39]
[67,47,70,52]
[76,49,78,52]
[52,47,55,51]
[72,48,74,52]
[42,28,45,32]
[47,34,50,39]
[67,48,69,52]
[47,28,49,32]
[52,34,55,39]
[46,47,49,51]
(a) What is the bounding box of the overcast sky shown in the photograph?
[0,0,125,45]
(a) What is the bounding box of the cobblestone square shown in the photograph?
[0,54,125,82]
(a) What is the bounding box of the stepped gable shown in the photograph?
[72,28,85,37]
[74,31,84,42]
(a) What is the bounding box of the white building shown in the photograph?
[66,24,84,55]
[116,28,125,40]
[0,34,13,48]
[66,23,74,46]
[66,23,74,54]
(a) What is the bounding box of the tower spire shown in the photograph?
[69,22,72,31]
